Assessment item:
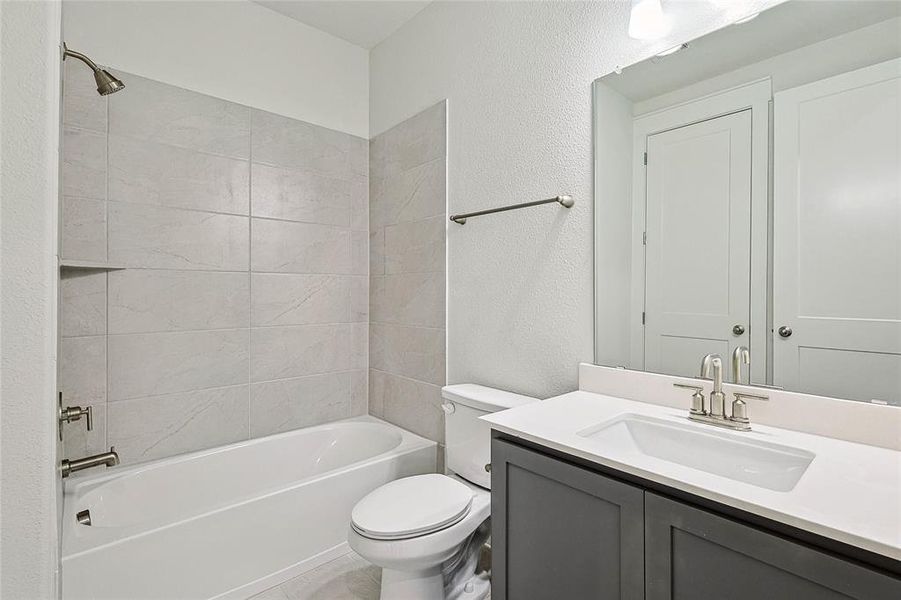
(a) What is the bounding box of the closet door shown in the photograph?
[773,58,901,404]
[644,110,752,378]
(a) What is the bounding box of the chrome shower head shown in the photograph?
[63,43,125,96]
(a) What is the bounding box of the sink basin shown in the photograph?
[578,414,815,492]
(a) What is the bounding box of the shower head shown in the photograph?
[62,43,125,96]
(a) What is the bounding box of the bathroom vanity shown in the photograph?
[484,366,901,600]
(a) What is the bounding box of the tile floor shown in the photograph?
[249,550,492,600]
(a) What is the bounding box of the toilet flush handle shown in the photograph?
[441,401,456,414]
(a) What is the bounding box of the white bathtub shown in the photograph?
[61,416,436,600]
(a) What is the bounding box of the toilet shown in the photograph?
[348,384,538,600]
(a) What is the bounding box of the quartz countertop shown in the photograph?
[482,391,901,561]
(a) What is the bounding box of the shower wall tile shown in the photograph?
[370,323,446,386]
[251,109,367,178]
[251,163,360,226]
[60,336,106,405]
[250,324,353,382]
[370,272,445,328]
[108,385,249,464]
[249,372,352,437]
[251,274,351,327]
[369,102,447,444]
[60,271,107,337]
[369,369,444,443]
[384,216,446,274]
[59,70,371,466]
[108,203,249,270]
[109,329,249,400]
[61,197,107,262]
[63,60,107,133]
[109,74,250,159]
[109,270,249,334]
[369,159,446,229]
[251,218,350,274]
[109,135,250,214]
[62,127,107,200]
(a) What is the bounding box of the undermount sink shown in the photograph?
[577,414,815,492]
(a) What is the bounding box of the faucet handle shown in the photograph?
[730,392,768,426]
[673,383,706,415]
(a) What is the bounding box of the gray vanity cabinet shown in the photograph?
[491,437,901,600]
[491,437,645,600]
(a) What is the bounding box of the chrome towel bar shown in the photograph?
[449,195,574,224]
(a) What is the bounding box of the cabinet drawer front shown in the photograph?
[491,438,645,600]
[645,493,901,600]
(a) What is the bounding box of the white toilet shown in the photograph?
[348,384,538,600]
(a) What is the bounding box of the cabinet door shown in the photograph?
[645,493,901,600]
[491,438,644,600]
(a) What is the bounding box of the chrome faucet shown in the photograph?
[61,447,119,478]
[671,353,767,432]
[731,346,750,384]
[700,354,726,417]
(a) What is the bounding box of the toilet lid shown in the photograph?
[351,474,474,540]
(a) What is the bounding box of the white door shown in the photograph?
[773,58,901,405]
[644,110,752,378]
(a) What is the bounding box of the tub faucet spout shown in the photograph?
[61,447,119,478]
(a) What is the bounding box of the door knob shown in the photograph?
[778,326,793,338]
[732,324,745,336]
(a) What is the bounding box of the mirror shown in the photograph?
[593,0,900,405]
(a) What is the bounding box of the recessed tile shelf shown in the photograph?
[59,259,127,271]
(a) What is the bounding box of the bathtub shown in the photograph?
[61,416,436,600]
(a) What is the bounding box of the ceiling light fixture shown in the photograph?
[628,0,671,40]
[656,43,688,57]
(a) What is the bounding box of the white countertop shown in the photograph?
[482,390,901,561]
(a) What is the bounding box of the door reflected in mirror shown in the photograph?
[593,0,900,405]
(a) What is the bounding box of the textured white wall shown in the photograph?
[0,1,62,596]
[370,0,782,398]
[63,0,369,137]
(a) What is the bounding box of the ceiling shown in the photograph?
[255,1,431,49]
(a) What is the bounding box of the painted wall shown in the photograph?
[62,0,369,138]
[368,102,447,447]
[59,67,368,466]
[0,1,62,596]
[370,0,783,398]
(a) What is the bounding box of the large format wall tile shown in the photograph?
[369,101,446,181]
[108,203,249,270]
[369,369,444,443]
[61,271,107,337]
[109,74,250,159]
[250,324,353,382]
[108,385,249,464]
[61,197,107,262]
[251,218,350,274]
[251,163,362,226]
[109,135,250,214]
[109,270,249,334]
[109,329,249,400]
[60,336,106,405]
[370,323,445,386]
[249,372,352,437]
[252,109,367,178]
[63,60,107,133]
[384,216,445,274]
[370,272,445,328]
[62,127,106,200]
[370,159,446,229]
[251,274,351,327]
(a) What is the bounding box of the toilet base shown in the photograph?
[380,566,444,600]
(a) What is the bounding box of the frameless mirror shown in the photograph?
[593,0,900,405]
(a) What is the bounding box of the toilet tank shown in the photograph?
[442,384,538,489]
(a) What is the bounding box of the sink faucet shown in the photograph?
[61,447,119,478]
[700,354,725,418]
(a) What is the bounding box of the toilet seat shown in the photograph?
[351,474,474,540]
